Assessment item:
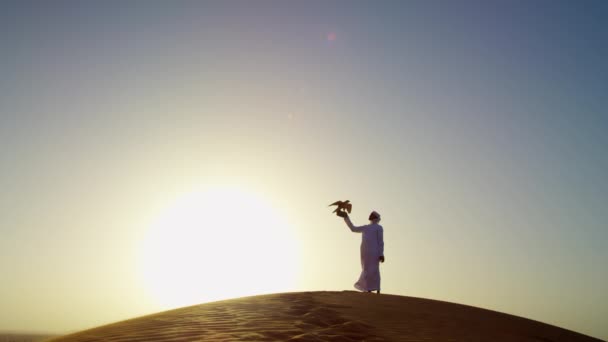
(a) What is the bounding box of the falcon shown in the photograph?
[329,200,352,214]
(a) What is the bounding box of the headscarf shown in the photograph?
[368,211,381,221]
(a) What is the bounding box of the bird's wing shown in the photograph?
[329,200,342,207]
[339,200,350,208]
[346,203,352,213]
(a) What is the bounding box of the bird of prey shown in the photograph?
[329,200,352,214]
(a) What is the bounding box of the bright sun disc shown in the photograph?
[139,187,299,308]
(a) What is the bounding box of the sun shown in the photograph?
[138,186,300,308]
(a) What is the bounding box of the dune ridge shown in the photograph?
[48,291,603,342]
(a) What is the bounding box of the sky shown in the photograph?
[1,0,607,340]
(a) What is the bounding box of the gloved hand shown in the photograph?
[379,255,385,263]
[336,210,348,218]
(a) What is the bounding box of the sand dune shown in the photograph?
[48,291,602,342]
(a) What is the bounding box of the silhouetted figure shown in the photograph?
[337,210,384,293]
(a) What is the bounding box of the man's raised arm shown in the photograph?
[344,215,364,233]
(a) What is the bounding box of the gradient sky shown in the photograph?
[1,1,607,340]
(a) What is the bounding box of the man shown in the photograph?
[337,210,385,293]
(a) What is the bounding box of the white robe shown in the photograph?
[344,216,384,292]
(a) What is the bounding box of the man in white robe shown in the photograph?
[338,210,385,293]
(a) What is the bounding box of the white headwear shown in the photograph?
[369,211,381,221]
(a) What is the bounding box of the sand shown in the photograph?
[48,291,602,342]
[0,332,56,342]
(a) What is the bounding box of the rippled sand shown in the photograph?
[48,291,602,342]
